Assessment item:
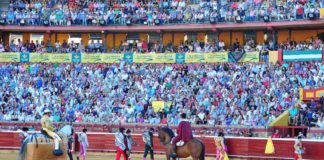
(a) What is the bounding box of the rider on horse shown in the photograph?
[41,109,62,154]
[170,113,193,158]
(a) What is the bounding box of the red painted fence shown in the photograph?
[1,131,324,159]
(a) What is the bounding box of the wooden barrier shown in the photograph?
[1,131,324,159]
[0,121,271,136]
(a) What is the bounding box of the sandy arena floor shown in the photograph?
[0,150,231,160]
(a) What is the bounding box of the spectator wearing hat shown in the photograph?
[41,109,62,153]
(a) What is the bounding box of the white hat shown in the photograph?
[43,109,51,114]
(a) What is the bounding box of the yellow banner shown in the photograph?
[205,52,228,63]
[101,54,123,63]
[0,52,20,62]
[50,54,72,63]
[30,53,50,63]
[152,101,164,112]
[81,54,102,63]
[320,8,324,18]
[185,53,206,63]
[153,53,176,63]
[268,51,278,64]
[316,90,324,98]
[133,54,155,63]
[299,88,304,101]
[239,52,259,62]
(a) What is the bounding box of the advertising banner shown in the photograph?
[239,52,259,62]
[0,52,20,62]
[205,52,228,63]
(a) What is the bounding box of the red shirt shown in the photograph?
[272,133,281,138]
[161,118,167,124]
[297,7,303,15]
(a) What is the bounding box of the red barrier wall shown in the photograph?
[1,131,324,159]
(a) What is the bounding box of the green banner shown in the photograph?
[283,50,322,62]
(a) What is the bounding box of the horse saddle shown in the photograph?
[41,130,54,140]
[176,141,185,147]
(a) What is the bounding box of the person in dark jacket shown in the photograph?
[68,128,74,160]
[142,128,154,160]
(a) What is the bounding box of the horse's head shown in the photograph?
[157,127,174,145]
[157,128,165,145]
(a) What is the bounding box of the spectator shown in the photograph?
[271,129,281,138]
[290,104,299,125]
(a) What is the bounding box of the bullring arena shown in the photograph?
[1,123,324,159]
[1,0,324,159]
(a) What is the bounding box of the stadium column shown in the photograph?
[288,29,291,42]
[22,33,30,43]
[81,33,89,47]
[105,33,114,50]
[2,32,9,46]
[229,31,232,46]
[113,33,115,49]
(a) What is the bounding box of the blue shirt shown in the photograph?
[289,108,298,117]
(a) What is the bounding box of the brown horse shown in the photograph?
[157,127,205,160]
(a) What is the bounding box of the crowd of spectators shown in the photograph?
[0,62,323,128]
[0,36,322,54]
[1,0,322,26]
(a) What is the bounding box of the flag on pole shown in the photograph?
[265,136,275,154]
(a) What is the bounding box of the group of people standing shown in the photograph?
[17,108,303,160]
[115,127,154,160]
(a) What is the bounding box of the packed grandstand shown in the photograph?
[2,0,323,26]
[0,0,324,160]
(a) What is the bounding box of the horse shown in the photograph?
[157,127,205,160]
[17,125,73,160]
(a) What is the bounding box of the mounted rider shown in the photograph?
[170,113,193,158]
[41,109,62,155]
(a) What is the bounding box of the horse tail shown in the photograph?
[199,140,205,160]
[18,135,32,160]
